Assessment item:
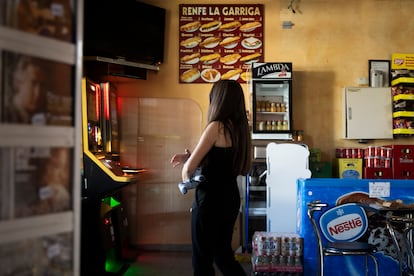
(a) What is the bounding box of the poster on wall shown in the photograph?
[1,51,73,126]
[4,0,73,42]
[13,147,73,219]
[178,4,264,84]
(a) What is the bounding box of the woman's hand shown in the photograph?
[170,149,191,167]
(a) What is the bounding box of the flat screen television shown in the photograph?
[83,0,166,66]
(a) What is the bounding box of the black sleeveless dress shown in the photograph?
[191,146,246,276]
[195,146,239,207]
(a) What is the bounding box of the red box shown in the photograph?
[388,145,414,167]
[393,164,414,179]
[363,167,393,179]
[384,145,414,179]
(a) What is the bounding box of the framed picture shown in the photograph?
[2,51,73,125]
[369,60,390,87]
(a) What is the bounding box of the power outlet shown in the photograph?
[357,77,368,86]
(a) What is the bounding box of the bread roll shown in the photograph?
[219,21,241,32]
[180,36,202,48]
[180,21,201,32]
[239,21,262,32]
[180,68,200,83]
[221,69,243,80]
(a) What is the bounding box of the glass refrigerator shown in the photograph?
[250,62,293,140]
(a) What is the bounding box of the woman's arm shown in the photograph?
[181,121,219,181]
[170,149,191,168]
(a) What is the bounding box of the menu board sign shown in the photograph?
[179,4,264,84]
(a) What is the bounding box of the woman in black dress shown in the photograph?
[171,80,251,276]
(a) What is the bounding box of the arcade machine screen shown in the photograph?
[103,82,120,159]
[86,81,103,154]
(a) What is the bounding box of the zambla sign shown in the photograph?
[252,63,292,79]
[255,63,291,76]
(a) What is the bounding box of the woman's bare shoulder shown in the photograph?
[206,121,231,147]
[205,121,221,132]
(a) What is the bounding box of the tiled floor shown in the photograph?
[123,250,253,276]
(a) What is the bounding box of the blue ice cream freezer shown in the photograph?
[296,178,414,276]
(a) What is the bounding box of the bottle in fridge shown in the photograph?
[250,62,293,140]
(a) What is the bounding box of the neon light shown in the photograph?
[103,82,110,120]
[123,265,146,275]
[102,196,121,208]
[117,93,122,114]
[105,248,124,273]
[95,84,101,120]
[110,197,121,208]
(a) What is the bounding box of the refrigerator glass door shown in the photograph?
[252,81,292,140]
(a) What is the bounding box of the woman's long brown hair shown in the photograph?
[207,80,251,176]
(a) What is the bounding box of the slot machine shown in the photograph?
[80,78,140,275]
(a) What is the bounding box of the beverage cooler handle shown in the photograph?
[348,107,352,120]
[267,186,271,208]
[267,158,271,176]
[267,157,271,208]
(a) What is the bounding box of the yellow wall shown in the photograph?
[115,0,414,162]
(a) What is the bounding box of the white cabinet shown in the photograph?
[342,87,393,139]
[0,1,82,274]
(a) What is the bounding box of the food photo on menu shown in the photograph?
[220,53,241,65]
[220,36,241,49]
[219,20,242,32]
[178,4,264,84]
[241,37,262,49]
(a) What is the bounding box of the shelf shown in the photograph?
[84,56,160,71]
[256,90,288,97]
[0,211,73,245]
[394,94,414,101]
[249,185,266,192]
[0,2,82,272]
[391,76,414,86]
[393,128,414,135]
[0,124,75,147]
[0,26,76,64]
[257,111,287,115]
[248,208,266,216]
[393,111,414,118]
[252,132,293,140]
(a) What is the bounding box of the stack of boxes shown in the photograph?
[363,146,393,179]
[388,145,414,179]
[336,145,414,179]
[251,232,303,275]
[336,148,364,179]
